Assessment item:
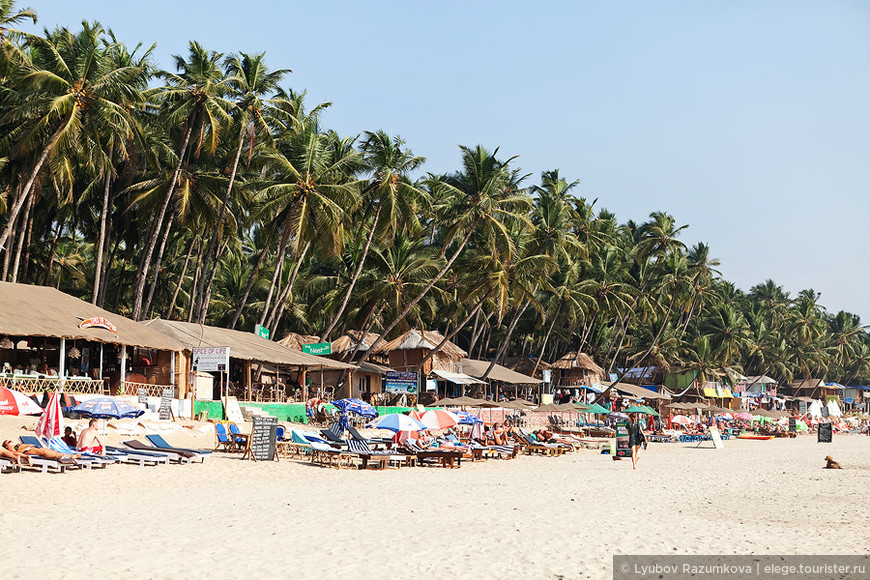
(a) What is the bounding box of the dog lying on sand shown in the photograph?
[824,456,842,469]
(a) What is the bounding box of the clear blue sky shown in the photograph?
[23,1,870,320]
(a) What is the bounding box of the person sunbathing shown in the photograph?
[77,419,104,454]
[0,445,30,466]
[3,440,80,461]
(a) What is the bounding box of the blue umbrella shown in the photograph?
[367,413,427,433]
[331,398,378,418]
[72,397,144,419]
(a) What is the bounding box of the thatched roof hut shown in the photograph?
[374,329,466,373]
[550,351,605,375]
[277,333,319,351]
[331,331,381,354]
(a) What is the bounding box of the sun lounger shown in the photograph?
[104,445,170,467]
[44,436,118,469]
[123,439,198,463]
[346,438,409,469]
[320,424,349,449]
[295,433,352,468]
[346,426,394,449]
[15,436,73,473]
[146,434,212,456]
[0,457,20,473]
[511,433,559,456]
[401,441,462,468]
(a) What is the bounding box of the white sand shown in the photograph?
[1,416,868,580]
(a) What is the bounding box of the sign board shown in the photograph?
[247,416,278,461]
[385,371,418,394]
[818,422,832,443]
[821,405,830,418]
[223,396,245,424]
[541,393,554,405]
[609,373,619,382]
[615,421,631,458]
[192,347,230,372]
[137,387,147,405]
[302,342,332,356]
[542,370,551,384]
[159,387,174,420]
[788,417,796,433]
[425,379,437,391]
[255,324,270,340]
[709,426,724,449]
[78,316,117,333]
[799,401,807,416]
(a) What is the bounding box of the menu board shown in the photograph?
[788,417,796,433]
[818,422,832,443]
[615,422,630,458]
[159,387,173,420]
[249,416,277,461]
[138,387,147,405]
[709,427,724,449]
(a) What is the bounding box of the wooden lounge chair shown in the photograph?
[401,441,462,468]
[346,437,409,469]
[511,433,558,456]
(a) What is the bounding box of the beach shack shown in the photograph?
[144,319,356,403]
[549,351,607,392]
[460,357,543,402]
[374,329,465,374]
[786,378,842,402]
[0,282,183,396]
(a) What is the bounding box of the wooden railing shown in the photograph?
[0,376,107,395]
[121,382,175,398]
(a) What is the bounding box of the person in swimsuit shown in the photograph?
[0,444,30,466]
[62,426,78,449]
[76,419,104,454]
[2,440,80,460]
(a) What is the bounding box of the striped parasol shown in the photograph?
[35,390,63,440]
[0,386,43,416]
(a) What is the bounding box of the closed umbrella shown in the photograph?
[0,386,44,416]
[71,396,144,419]
[35,390,63,440]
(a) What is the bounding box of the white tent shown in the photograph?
[826,399,842,417]
[808,399,824,419]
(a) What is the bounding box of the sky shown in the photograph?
[21,1,870,320]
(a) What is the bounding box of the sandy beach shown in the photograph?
[1,417,868,580]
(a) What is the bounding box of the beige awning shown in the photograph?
[144,319,356,370]
[460,358,543,384]
[0,282,183,350]
[611,382,672,400]
[430,369,485,385]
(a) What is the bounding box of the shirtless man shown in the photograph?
[2,440,79,461]
[77,419,104,454]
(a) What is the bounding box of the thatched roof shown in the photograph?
[330,331,381,354]
[502,356,550,377]
[550,351,606,377]
[144,319,356,370]
[374,329,466,361]
[460,358,542,385]
[0,282,183,350]
[277,332,319,351]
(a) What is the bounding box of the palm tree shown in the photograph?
[131,41,232,319]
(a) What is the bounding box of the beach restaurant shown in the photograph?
[143,319,356,403]
[0,281,183,396]
[460,357,543,402]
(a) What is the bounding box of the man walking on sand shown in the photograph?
[77,419,104,454]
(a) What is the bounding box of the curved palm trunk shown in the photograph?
[415,290,491,372]
[533,299,563,375]
[266,240,311,331]
[132,119,194,320]
[92,146,113,303]
[481,299,531,380]
[9,189,33,282]
[319,204,381,341]
[258,217,294,327]
[229,238,272,329]
[165,234,196,319]
[195,125,246,322]
[196,239,229,323]
[143,212,176,319]
[358,227,476,365]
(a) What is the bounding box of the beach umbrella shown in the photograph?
[35,390,63,439]
[640,405,660,416]
[671,415,691,425]
[453,410,483,425]
[0,386,44,416]
[71,396,144,419]
[368,413,427,433]
[623,405,655,415]
[585,403,610,415]
[419,409,460,430]
[331,398,378,418]
[735,412,753,421]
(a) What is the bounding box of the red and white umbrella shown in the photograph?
[0,386,44,416]
[419,409,460,430]
[671,415,691,426]
[35,390,63,440]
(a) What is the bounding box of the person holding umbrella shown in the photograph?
[627,413,647,470]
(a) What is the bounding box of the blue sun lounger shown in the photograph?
[146,434,212,457]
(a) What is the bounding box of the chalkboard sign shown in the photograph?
[249,416,277,461]
[137,387,147,405]
[788,417,796,433]
[159,387,173,421]
[818,422,832,443]
[821,405,830,418]
[615,422,630,458]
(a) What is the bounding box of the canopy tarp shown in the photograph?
[0,281,183,350]
[144,319,356,369]
[612,382,672,400]
[429,369,485,385]
[460,358,543,384]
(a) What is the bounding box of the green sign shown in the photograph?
[255,324,270,339]
[303,342,332,355]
